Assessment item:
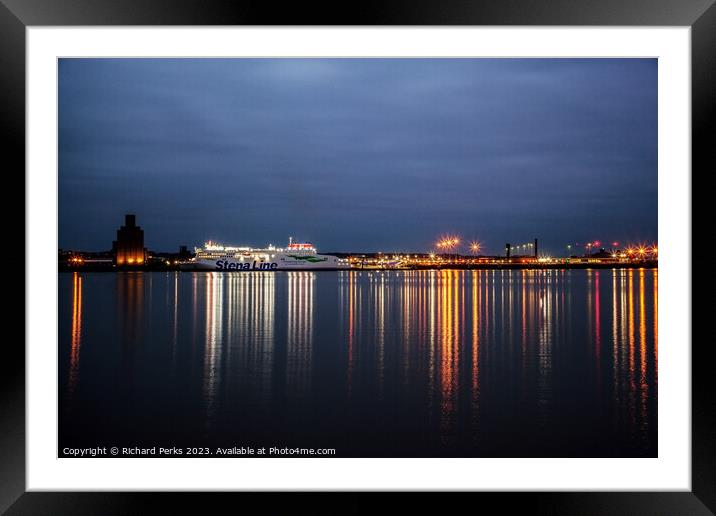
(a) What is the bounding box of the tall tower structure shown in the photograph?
[112,214,146,266]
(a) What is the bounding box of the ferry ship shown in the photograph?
[181,238,351,271]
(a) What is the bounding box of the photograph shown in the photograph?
[57,57,658,459]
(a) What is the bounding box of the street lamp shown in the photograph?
[449,237,460,261]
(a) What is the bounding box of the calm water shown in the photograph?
[59,269,657,457]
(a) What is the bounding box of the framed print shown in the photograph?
[3,0,712,512]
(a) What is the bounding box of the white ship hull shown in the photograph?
[181,239,351,271]
[185,256,350,271]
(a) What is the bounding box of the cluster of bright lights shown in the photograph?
[203,240,314,254]
[603,242,658,260]
[204,241,224,251]
[569,240,657,258]
[510,242,534,252]
[436,236,460,250]
[624,244,658,257]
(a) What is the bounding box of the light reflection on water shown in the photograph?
[60,269,657,457]
[67,272,82,397]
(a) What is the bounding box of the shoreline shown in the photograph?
[59,262,657,273]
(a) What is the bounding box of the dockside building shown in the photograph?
[112,214,147,266]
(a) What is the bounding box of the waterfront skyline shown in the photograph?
[59,58,657,254]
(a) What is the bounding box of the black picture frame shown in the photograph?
[3,0,711,512]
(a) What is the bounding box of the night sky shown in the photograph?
[59,58,657,255]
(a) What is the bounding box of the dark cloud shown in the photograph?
[59,58,657,254]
